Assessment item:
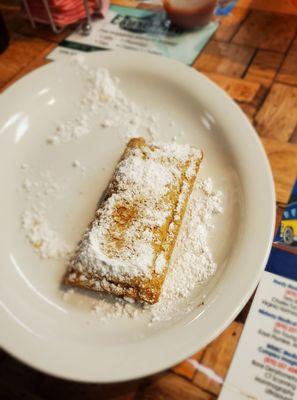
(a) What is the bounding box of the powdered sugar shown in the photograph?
[22,210,71,259]
[149,178,222,322]
[155,253,166,274]
[21,171,60,206]
[116,154,173,197]
[62,288,74,301]
[20,170,72,259]
[46,58,161,145]
[21,163,29,170]
[91,295,141,322]
[69,141,201,282]
[72,160,86,175]
[90,177,222,323]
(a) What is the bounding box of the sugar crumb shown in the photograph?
[21,210,71,259]
[45,62,165,145]
[72,160,86,175]
[62,289,74,301]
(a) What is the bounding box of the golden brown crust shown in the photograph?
[64,138,203,304]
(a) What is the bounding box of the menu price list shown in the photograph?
[219,247,297,400]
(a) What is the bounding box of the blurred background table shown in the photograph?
[0,0,297,398]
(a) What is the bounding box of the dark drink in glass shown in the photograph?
[163,0,216,29]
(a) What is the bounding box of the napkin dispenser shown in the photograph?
[22,0,110,34]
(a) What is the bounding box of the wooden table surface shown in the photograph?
[0,0,297,398]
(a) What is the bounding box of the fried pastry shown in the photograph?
[64,137,203,304]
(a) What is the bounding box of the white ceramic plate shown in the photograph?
[0,51,275,382]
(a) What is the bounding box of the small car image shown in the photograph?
[280,201,297,245]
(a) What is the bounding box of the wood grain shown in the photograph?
[236,102,257,122]
[249,84,267,109]
[252,0,297,15]
[255,83,297,142]
[236,292,256,323]
[261,138,297,204]
[245,49,284,87]
[232,10,297,52]
[290,127,297,143]
[214,6,248,42]
[239,0,297,16]
[137,2,163,12]
[193,322,243,396]
[18,20,71,43]
[236,0,253,9]
[137,373,215,400]
[112,0,139,7]
[194,40,255,78]
[0,33,54,88]
[276,36,297,86]
[276,204,286,228]
[205,72,261,102]
[0,57,51,93]
[172,350,205,380]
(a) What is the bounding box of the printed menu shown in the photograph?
[47,5,218,64]
[219,181,297,400]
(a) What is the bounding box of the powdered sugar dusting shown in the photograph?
[20,171,72,259]
[155,253,166,274]
[22,210,71,259]
[90,177,222,323]
[149,178,222,322]
[46,58,161,145]
[69,140,202,282]
[91,295,141,322]
[21,171,60,204]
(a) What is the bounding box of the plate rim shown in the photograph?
[0,50,275,383]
